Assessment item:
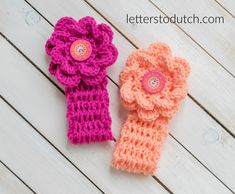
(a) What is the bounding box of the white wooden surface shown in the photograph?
[0,0,235,193]
[215,0,235,17]
[0,162,33,194]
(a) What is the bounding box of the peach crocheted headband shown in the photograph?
[112,42,190,175]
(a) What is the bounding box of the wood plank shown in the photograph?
[25,0,235,135]
[84,0,235,134]
[215,0,235,17]
[0,35,232,194]
[0,162,34,194]
[157,134,232,194]
[0,103,101,194]
[0,34,168,194]
[16,0,235,190]
[149,0,235,75]
[0,1,234,193]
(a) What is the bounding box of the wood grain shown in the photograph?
[0,100,101,194]
[0,162,34,194]
[150,0,235,75]
[83,0,235,135]
[0,33,232,194]
[1,0,235,193]
[15,0,235,190]
[215,0,235,17]
[0,34,168,194]
[23,0,235,135]
[0,0,234,193]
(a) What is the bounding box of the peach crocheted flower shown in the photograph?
[45,16,118,86]
[120,43,190,122]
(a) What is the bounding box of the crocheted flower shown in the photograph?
[45,16,118,86]
[120,43,190,122]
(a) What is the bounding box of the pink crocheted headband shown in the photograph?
[112,43,190,175]
[45,16,118,144]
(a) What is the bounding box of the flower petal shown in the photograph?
[94,29,111,48]
[50,45,68,65]
[54,17,77,31]
[119,66,138,85]
[67,25,87,37]
[126,49,151,68]
[119,51,146,84]
[160,103,180,119]
[121,99,137,110]
[60,59,79,75]
[45,38,57,56]
[95,44,118,67]
[82,68,106,86]
[56,69,81,87]
[48,61,59,75]
[168,57,190,82]
[78,16,97,35]
[52,30,70,43]
[137,108,159,122]
[97,23,113,42]
[120,81,135,103]
[170,82,188,100]
[153,95,175,109]
[135,92,154,110]
[79,62,100,77]
[148,42,172,58]
[128,50,164,72]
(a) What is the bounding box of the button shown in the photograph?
[70,39,92,61]
[142,70,166,94]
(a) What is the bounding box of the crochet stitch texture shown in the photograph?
[112,43,190,175]
[46,16,118,144]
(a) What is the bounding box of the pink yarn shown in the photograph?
[45,16,118,144]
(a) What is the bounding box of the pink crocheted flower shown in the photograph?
[45,16,118,86]
[120,43,190,122]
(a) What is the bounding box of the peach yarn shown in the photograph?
[112,42,190,175]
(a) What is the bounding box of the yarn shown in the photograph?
[112,42,190,175]
[45,16,118,144]
[66,78,113,143]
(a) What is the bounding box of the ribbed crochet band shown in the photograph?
[112,111,167,175]
[66,78,114,143]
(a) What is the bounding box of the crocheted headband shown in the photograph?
[112,43,190,175]
[45,16,118,144]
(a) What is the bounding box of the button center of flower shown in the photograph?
[149,77,159,88]
[142,70,166,94]
[76,45,86,55]
[70,39,92,61]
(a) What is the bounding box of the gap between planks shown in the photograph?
[83,0,235,79]
[0,91,105,194]
[214,0,235,18]
[85,0,235,78]
[0,94,103,194]
[1,0,234,192]
[24,0,234,139]
[2,31,232,193]
[147,0,235,78]
[81,0,235,138]
[0,33,172,194]
[7,1,173,190]
[0,160,36,194]
[0,11,233,194]
[2,0,235,191]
